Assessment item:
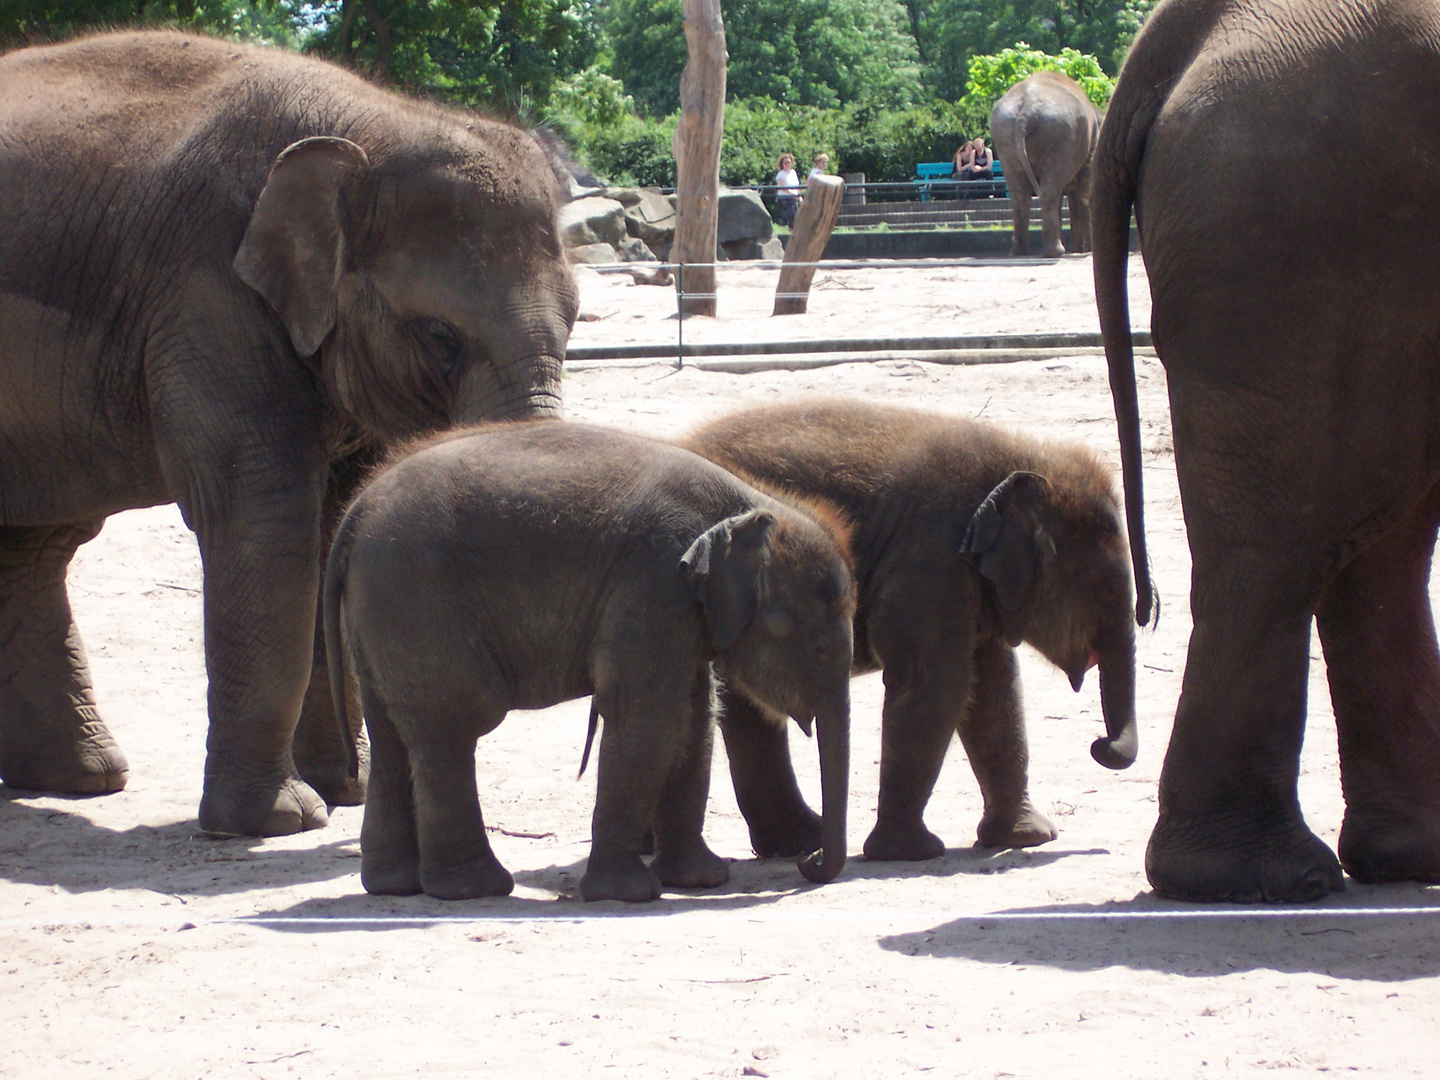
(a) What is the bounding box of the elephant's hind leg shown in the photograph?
[358,694,422,896]
[1318,487,1440,885]
[0,523,129,794]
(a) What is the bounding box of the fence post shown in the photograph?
[773,174,844,316]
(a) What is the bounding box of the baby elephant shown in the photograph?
[324,420,854,902]
[683,399,1137,862]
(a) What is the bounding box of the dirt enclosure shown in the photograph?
[4,257,1439,1078]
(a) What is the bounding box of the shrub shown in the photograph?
[960,44,1115,114]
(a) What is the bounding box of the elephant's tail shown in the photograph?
[324,504,362,781]
[1016,122,1042,199]
[577,699,599,779]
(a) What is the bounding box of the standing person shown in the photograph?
[808,152,830,180]
[773,152,801,226]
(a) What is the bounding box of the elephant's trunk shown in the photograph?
[798,692,849,884]
[454,356,564,426]
[1090,623,1138,770]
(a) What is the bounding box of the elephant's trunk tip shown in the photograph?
[798,848,845,884]
[1090,727,1137,770]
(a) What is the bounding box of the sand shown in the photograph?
[3,255,1436,1079]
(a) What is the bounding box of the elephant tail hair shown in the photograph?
[577,699,600,779]
[324,506,362,781]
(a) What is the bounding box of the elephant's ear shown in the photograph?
[679,510,776,652]
[961,471,1055,646]
[233,136,369,359]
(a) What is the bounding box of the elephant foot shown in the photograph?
[297,761,368,808]
[293,668,368,807]
[420,854,515,900]
[580,853,663,902]
[976,801,1057,849]
[863,819,945,861]
[1042,244,1066,258]
[746,805,822,859]
[651,840,730,889]
[361,855,422,896]
[1338,808,1440,885]
[1145,811,1345,903]
[197,775,329,838]
[0,724,129,795]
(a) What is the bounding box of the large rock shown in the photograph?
[622,188,678,247]
[566,242,621,265]
[559,197,627,249]
[717,188,774,244]
[718,237,785,261]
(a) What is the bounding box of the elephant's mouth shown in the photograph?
[1067,649,1102,692]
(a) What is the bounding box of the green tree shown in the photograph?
[960,42,1113,113]
[302,0,601,110]
[605,0,924,116]
[904,0,1156,100]
[1,0,299,46]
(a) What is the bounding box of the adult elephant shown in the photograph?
[1096,0,1440,901]
[989,70,1101,257]
[0,32,578,837]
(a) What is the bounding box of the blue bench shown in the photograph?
[914,160,1007,200]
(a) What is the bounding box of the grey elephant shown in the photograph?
[989,70,1101,257]
[0,33,578,838]
[1097,0,1440,901]
[323,421,854,902]
[683,400,1137,862]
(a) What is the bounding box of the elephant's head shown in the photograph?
[681,506,855,884]
[961,468,1138,770]
[233,124,578,444]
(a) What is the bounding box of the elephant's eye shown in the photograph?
[414,318,463,373]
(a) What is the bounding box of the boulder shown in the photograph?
[617,236,658,262]
[718,237,785,261]
[566,242,620,265]
[559,197,627,249]
[622,188,678,247]
[716,188,774,244]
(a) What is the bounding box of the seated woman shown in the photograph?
[953,137,994,199]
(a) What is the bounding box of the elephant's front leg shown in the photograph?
[650,665,729,890]
[717,686,822,858]
[292,449,379,807]
[0,522,129,794]
[581,670,698,902]
[190,494,331,837]
[862,655,972,862]
[1318,486,1440,885]
[959,641,1056,849]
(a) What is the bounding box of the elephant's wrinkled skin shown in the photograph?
[684,400,1136,862]
[324,421,854,902]
[0,33,578,837]
[990,70,1101,258]
[1097,0,1440,901]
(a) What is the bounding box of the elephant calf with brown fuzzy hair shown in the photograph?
[683,399,1138,862]
[324,420,855,902]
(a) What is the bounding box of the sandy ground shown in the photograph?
[5,256,1440,1079]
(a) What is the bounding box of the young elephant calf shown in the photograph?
[324,420,854,902]
[683,399,1137,862]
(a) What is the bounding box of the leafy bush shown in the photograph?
[960,44,1115,114]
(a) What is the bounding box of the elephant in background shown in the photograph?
[683,400,1137,862]
[1097,0,1440,902]
[324,421,854,902]
[990,71,1101,257]
[0,32,578,838]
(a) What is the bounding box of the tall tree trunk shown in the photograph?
[671,0,727,317]
[361,0,393,80]
[338,0,357,61]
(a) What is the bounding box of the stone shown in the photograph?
[716,187,774,244]
[623,188,678,247]
[559,197,627,249]
[566,242,620,265]
[617,236,658,262]
[719,237,784,261]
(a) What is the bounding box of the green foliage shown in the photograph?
[0,0,300,47]
[605,0,924,117]
[565,97,991,188]
[960,42,1114,113]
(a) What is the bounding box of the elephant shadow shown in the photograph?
[878,886,1440,979]
[844,844,1109,883]
[243,853,858,931]
[0,786,363,895]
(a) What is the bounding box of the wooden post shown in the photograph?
[773,174,844,316]
[671,0,727,318]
